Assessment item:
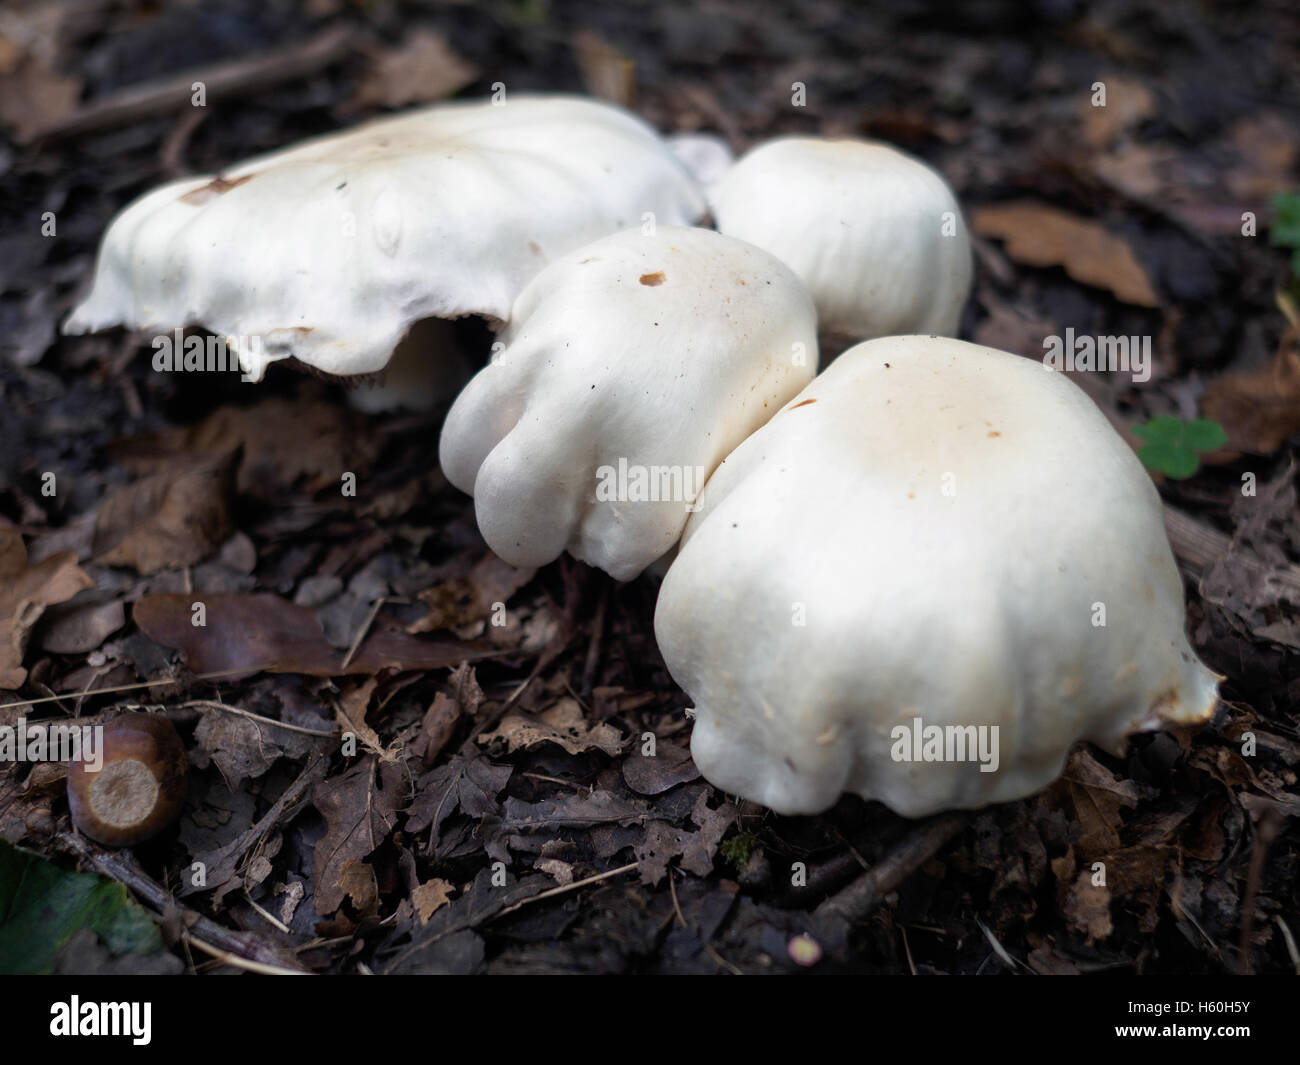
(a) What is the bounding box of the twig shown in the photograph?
[25,25,355,144]
[179,699,339,738]
[489,862,638,921]
[1237,805,1282,974]
[1164,504,1300,594]
[52,830,310,974]
[580,583,608,697]
[341,597,386,673]
[0,666,273,711]
[814,813,966,927]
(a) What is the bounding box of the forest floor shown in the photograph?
[0,0,1297,974]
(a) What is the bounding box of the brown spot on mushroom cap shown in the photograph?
[179,174,255,206]
[639,271,666,286]
[789,398,818,409]
[988,430,1001,437]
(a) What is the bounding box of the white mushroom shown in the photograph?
[654,335,1219,817]
[709,137,972,339]
[438,225,818,581]
[665,132,735,196]
[64,95,707,387]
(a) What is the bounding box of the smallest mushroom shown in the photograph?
[709,137,973,341]
[67,713,188,847]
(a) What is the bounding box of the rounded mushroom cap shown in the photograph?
[709,137,972,340]
[64,95,707,381]
[654,335,1219,817]
[438,225,819,582]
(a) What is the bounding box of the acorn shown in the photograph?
[67,714,187,847]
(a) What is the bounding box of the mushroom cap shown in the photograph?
[709,137,972,339]
[654,336,1219,817]
[64,95,707,381]
[438,225,819,581]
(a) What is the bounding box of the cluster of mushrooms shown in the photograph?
[65,93,1219,837]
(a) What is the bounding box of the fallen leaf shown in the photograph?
[37,596,125,654]
[0,59,81,143]
[972,201,1159,307]
[412,878,455,924]
[113,398,375,501]
[412,692,461,767]
[353,30,478,110]
[406,753,512,846]
[191,711,284,790]
[312,756,404,915]
[409,554,536,634]
[337,859,379,914]
[1078,75,1155,147]
[622,741,700,795]
[1062,868,1113,943]
[1226,114,1300,201]
[133,593,495,678]
[1202,325,1300,455]
[0,529,93,689]
[93,451,236,574]
[479,698,625,757]
[1058,748,1151,860]
[573,29,635,107]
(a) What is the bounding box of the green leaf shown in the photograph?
[1137,441,1200,479]
[1131,416,1184,444]
[0,839,164,974]
[1270,193,1300,250]
[1180,418,1228,451]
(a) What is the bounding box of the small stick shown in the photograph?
[814,813,966,927]
[25,25,355,144]
[1237,805,1282,975]
[340,597,386,673]
[179,699,338,738]
[53,831,309,973]
[489,862,638,921]
[0,666,273,711]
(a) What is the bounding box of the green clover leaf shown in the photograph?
[1132,417,1227,479]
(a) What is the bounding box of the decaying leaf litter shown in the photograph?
[0,0,1298,974]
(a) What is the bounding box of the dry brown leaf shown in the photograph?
[1202,326,1300,455]
[478,698,624,757]
[413,692,461,767]
[0,59,81,142]
[1059,748,1148,860]
[411,878,455,924]
[1062,868,1113,943]
[410,554,536,635]
[0,528,94,689]
[335,677,391,761]
[312,756,403,915]
[573,29,635,107]
[352,30,478,110]
[1226,114,1299,201]
[337,858,379,914]
[113,397,373,501]
[971,201,1159,307]
[93,451,236,574]
[133,592,496,678]
[1078,75,1155,147]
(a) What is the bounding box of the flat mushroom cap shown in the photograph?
[438,225,819,582]
[64,95,707,381]
[709,137,972,339]
[654,336,1220,817]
